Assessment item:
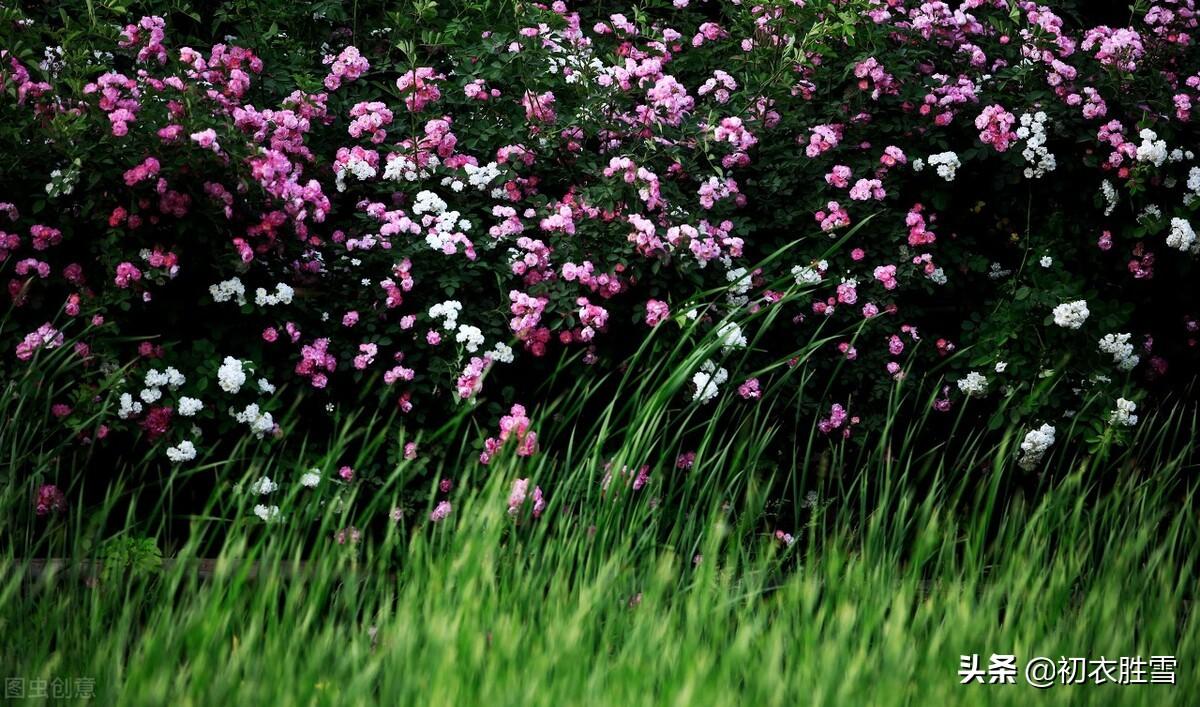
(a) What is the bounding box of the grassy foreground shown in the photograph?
[3,417,1198,704]
[1,305,1197,705]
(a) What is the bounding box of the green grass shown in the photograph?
[2,290,1198,705]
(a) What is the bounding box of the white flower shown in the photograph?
[429,300,463,330]
[1098,333,1140,370]
[209,277,246,305]
[691,360,729,404]
[1017,112,1055,179]
[725,267,752,296]
[249,476,278,494]
[178,397,204,417]
[464,161,502,189]
[455,324,485,353]
[118,392,143,419]
[300,470,322,488]
[1135,128,1168,167]
[994,361,1008,373]
[1051,300,1090,329]
[487,342,515,364]
[166,440,197,463]
[791,260,827,285]
[927,151,961,181]
[988,262,1012,280]
[1018,423,1056,470]
[258,378,276,394]
[716,321,747,351]
[956,371,989,398]
[1100,180,1118,216]
[1109,398,1138,427]
[217,357,247,394]
[253,504,281,522]
[1166,217,1197,252]
[1039,255,1052,268]
[254,282,295,307]
[140,387,163,404]
[233,403,275,437]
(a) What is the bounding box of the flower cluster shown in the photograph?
[2,0,1198,517]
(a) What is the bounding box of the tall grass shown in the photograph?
[1,282,1197,705]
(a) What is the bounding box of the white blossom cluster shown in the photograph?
[118,392,143,419]
[1137,204,1162,224]
[439,175,467,192]
[209,277,247,305]
[178,396,204,417]
[913,151,961,181]
[488,341,515,364]
[166,440,197,463]
[956,370,989,398]
[253,504,281,522]
[456,324,485,353]
[1135,128,1168,167]
[791,260,827,285]
[233,403,275,438]
[1018,423,1056,470]
[1109,398,1138,427]
[217,356,248,394]
[716,321,748,351]
[1098,332,1140,370]
[1100,180,1118,216]
[248,477,278,494]
[334,154,377,192]
[463,161,502,190]
[145,367,185,390]
[412,190,473,253]
[1017,111,1056,179]
[249,476,278,495]
[300,469,322,487]
[725,266,752,306]
[1185,167,1200,206]
[383,153,436,182]
[988,262,1012,280]
[1166,217,1197,253]
[138,366,187,405]
[254,282,295,306]
[691,360,729,404]
[429,300,463,329]
[1051,300,1090,329]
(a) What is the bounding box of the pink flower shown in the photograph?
[825,165,851,188]
[481,404,539,464]
[15,323,64,361]
[848,178,885,201]
[645,299,670,326]
[190,128,221,154]
[738,378,761,399]
[34,484,66,516]
[335,526,362,545]
[114,262,142,288]
[430,500,452,522]
[396,68,444,112]
[323,46,369,91]
[836,280,858,305]
[975,104,1018,152]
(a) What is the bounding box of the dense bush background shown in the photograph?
[2,0,1199,526]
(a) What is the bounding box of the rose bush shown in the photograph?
[2,1,1199,504]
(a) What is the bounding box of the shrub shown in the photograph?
[1,0,1198,496]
